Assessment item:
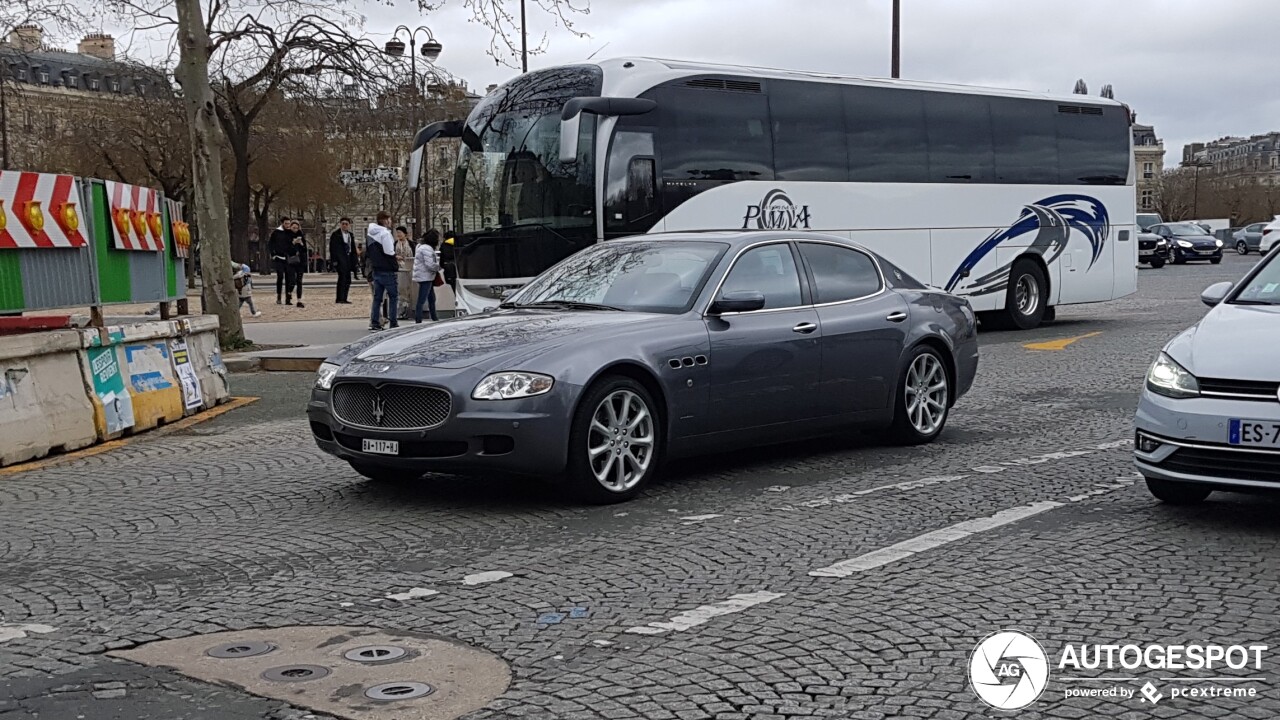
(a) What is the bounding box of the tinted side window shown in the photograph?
[1056,106,1129,184]
[771,80,848,181]
[846,86,928,182]
[990,97,1059,184]
[924,92,994,183]
[604,130,658,236]
[798,243,882,303]
[720,244,803,310]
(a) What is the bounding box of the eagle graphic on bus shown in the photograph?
[945,194,1110,297]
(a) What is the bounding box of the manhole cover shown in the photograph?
[261,664,331,682]
[343,645,408,664]
[205,641,275,659]
[365,681,435,701]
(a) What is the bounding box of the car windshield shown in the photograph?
[508,240,729,314]
[1136,214,1161,231]
[1232,255,1280,305]
[1165,223,1209,235]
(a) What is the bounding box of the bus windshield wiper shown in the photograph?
[514,300,624,311]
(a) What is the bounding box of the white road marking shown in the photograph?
[779,476,966,511]
[385,587,439,601]
[766,485,791,493]
[810,501,1063,578]
[625,592,786,635]
[680,514,722,522]
[0,623,56,643]
[462,570,514,586]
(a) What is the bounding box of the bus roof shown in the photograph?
[590,57,1126,108]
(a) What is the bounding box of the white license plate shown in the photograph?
[1229,419,1280,448]
[361,439,399,455]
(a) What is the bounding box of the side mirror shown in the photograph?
[1200,281,1232,307]
[709,290,766,315]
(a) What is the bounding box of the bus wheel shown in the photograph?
[995,259,1048,330]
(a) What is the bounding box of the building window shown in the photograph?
[89,78,99,91]
[66,76,78,89]
[1140,189,1154,210]
[1142,161,1153,179]
[16,68,26,81]
[39,71,49,83]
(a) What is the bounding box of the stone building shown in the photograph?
[1182,134,1280,184]
[1133,120,1164,212]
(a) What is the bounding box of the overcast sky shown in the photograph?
[107,0,1280,161]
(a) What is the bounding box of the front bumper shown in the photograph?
[1134,387,1280,490]
[1172,245,1222,260]
[1138,245,1168,261]
[307,371,577,476]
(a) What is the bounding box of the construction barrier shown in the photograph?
[0,317,229,467]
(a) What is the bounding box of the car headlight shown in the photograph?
[1215,239,1224,247]
[315,361,341,390]
[1146,352,1199,399]
[1156,238,1168,246]
[1177,240,1193,248]
[472,372,554,400]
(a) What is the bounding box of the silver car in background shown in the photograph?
[1135,246,1280,503]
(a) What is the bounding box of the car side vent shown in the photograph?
[684,78,762,93]
[1058,104,1104,116]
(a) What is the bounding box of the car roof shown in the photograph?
[623,230,867,250]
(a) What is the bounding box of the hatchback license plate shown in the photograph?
[1229,419,1280,448]
[362,439,399,455]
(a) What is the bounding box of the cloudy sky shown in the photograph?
[108,0,1279,161]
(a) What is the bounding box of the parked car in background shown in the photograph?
[1261,216,1280,254]
[1137,232,1168,268]
[1149,222,1224,264]
[1135,248,1280,504]
[1233,222,1268,255]
[308,231,980,502]
[1137,213,1163,232]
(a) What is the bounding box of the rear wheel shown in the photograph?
[987,259,1047,330]
[1149,256,1165,269]
[1145,477,1211,505]
[1236,240,1250,255]
[887,346,950,445]
[565,376,662,504]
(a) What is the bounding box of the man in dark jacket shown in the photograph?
[267,216,293,304]
[328,217,358,304]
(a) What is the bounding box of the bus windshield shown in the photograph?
[454,65,601,280]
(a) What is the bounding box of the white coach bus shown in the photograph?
[410,57,1137,328]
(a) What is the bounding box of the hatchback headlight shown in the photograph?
[1146,352,1199,399]
[1177,240,1193,248]
[472,372,554,400]
[316,361,341,390]
[1215,239,1224,247]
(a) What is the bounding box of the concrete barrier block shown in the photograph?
[0,329,82,362]
[184,328,231,406]
[0,345,98,466]
[79,334,135,441]
[121,340,185,431]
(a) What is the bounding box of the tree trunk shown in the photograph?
[174,0,243,347]
[228,131,252,265]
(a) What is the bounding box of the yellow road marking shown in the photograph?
[0,397,259,477]
[1023,331,1103,351]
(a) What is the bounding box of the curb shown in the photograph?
[223,356,261,373]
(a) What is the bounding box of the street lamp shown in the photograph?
[1188,160,1211,219]
[385,25,443,232]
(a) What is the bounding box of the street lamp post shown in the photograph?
[891,0,900,79]
[386,26,443,234]
[1190,161,1210,219]
[521,0,528,73]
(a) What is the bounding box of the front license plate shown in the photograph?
[362,439,399,455]
[1228,419,1280,448]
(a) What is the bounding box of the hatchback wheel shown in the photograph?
[1210,257,1222,265]
[1236,240,1250,255]
[1145,476,1211,505]
[888,346,950,445]
[566,376,661,503]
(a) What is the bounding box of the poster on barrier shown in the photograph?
[170,338,203,410]
[124,343,175,393]
[87,347,135,434]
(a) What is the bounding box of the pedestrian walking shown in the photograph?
[413,228,442,323]
[394,226,415,320]
[329,217,358,304]
[287,219,307,308]
[267,216,293,304]
[366,212,400,332]
[232,262,263,317]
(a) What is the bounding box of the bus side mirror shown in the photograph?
[559,114,582,164]
[558,97,657,164]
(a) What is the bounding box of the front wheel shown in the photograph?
[887,346,950,445]
[989,259,1048,330]
[565,376,662,504]
[1236,240,1250,255]
[1210,257,1222,265]
[1149,256,1166,269]
[1145,477,1211,505]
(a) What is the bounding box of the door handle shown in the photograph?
[792,322,817,334]
[886,311,908,323]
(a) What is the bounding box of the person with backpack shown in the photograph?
[366,211,399,332]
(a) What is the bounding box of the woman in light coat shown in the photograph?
[394,226,415,319]
[413,228,442,323]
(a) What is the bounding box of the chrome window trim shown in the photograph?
[795,239,888,308]
[700,239,810,318]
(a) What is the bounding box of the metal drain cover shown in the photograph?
[205,640,275,659]
[343,645,408,664]
[261,664,331,682]
[365,681,435,701]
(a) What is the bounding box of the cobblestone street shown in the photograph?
[3,254,1278,719]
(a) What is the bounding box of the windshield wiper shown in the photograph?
[513,300,624,311]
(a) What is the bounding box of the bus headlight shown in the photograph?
[1146,353,1199,399]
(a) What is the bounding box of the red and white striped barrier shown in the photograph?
[166,197,191,258]
[106,180,165,252]
[0,171,88,249]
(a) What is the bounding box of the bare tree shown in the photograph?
[423,0,590,69]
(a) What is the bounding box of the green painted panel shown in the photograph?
[91,181,131,303]
[162,200,177,298]
[0,251,24,311]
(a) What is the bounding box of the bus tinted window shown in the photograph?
[1056,106,1129,184]
[990,97,1059,184]
[845,86,928,182]
[771,81,848,181]
[924,92,995,183]
[650,84,774,189]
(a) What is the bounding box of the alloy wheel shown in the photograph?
[904,354,948,436]
[1237,241,1249,255]
[1014,274,1040,317]
[587,389,654,492]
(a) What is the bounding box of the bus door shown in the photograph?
[603,127,660,238]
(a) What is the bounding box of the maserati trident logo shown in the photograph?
[742,189,811,230]
[371,394,386,426]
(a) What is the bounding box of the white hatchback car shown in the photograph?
[1135,250,1280,504]
[1261,215,1280,254]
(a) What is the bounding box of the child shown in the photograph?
[233,262,263,317]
